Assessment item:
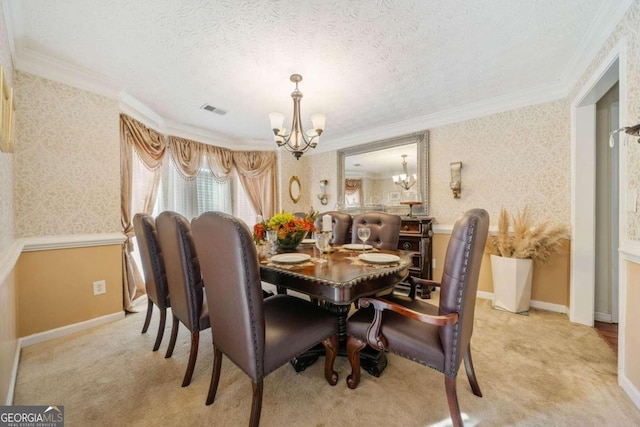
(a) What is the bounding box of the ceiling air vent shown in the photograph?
[200,104,227,115]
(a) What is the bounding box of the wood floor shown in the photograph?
[594,321,618,354]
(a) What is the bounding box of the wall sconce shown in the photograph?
[609,123,640,147]
[317,179,329,205]
[450,162,462,198]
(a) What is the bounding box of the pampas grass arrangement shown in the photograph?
[486,207,568,264]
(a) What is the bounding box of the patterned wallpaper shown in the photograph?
[568,0,640,240]
[14,72,121,237]
[0,4,14,253]
[307,99,571,227]
[429,100,571,226]
[279,150,312,214]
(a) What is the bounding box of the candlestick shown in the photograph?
[322,214,332,232]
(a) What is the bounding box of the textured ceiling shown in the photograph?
[5,0,631,151]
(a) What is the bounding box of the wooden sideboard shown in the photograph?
[397,216,435,298]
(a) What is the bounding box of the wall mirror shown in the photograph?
[337,131,429,215]
[289,176,301,204]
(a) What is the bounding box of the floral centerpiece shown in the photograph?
[253,209,318,251]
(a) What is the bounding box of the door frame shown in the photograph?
[570,40,627,376]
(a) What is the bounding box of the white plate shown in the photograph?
[301,238,316,244]
[358,253,400,264]
[343,243,373,250]
[270,253,311,264]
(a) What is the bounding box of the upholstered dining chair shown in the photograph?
[345,209,489,427]
[191,211,339,427]
[156,211,210,387]
[351,212,401,250]
[315,211,353,245]
[133,213,170,352]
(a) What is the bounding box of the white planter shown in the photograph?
[490,255,533,313]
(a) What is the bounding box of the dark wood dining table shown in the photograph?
[259,244,410,376]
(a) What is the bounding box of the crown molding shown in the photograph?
[317,81,566,153]
[12,47,273,151]
[8,0,633,154]
[118,93,165,131]
[15,47,121,99]
[560,0,634,93]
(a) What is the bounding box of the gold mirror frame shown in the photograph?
[289,176,301,204]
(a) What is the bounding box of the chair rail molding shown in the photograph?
[620,240,640,264]
[21,233,126,252]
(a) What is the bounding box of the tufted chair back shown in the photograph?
[345,209,490,427]
[315,211,353,245]
[351,212,401,250]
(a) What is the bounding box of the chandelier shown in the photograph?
[392,154,417,190]
[268,74,326,160]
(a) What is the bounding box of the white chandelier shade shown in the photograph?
[269,74,326,159]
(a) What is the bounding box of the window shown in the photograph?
[154,158,256,227]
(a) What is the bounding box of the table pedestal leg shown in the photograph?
[289,302,387,377]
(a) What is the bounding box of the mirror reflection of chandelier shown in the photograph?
[392,154,417,190]
[268,74,326,160]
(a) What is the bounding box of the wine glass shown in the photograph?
[266,229,278,256]
[356,226,371,254]
[315,233,330,263]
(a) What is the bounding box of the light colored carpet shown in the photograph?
[13,294,640,427]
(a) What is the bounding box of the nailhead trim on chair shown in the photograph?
[220,212,264,380]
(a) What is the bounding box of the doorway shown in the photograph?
[570,40,628,329]
[595,84,619,324]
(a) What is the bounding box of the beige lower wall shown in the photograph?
[626,261,640,391]
[0,268,17,404]
[17,245,123,337]
[432,233,571,307]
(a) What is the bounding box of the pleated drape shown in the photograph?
[120,114,277,311]
[120,114,166,311]
[167,136,204,180]
[232,151,277,219]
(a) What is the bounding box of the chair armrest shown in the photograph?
[357,297,459,351]
[405,276,441,300]
[409,276,441,289]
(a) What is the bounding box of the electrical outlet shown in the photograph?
[432,258,437,269]
[93,280,106,296]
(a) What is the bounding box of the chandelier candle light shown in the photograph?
[322,214,332,232]
[269,74,326,159]
[392,154,417,190]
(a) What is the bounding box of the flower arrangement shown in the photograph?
[486,207,568,264]
[253,209,318,249]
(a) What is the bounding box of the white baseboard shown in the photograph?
[529,299,568,314]
[620,374,640,410]
[594,311,613,323]
[476,290,493,301]
[20,311,125,348]
[6,311,124,405]
[477,290,568,314]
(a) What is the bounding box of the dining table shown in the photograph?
[259,243,410,377]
